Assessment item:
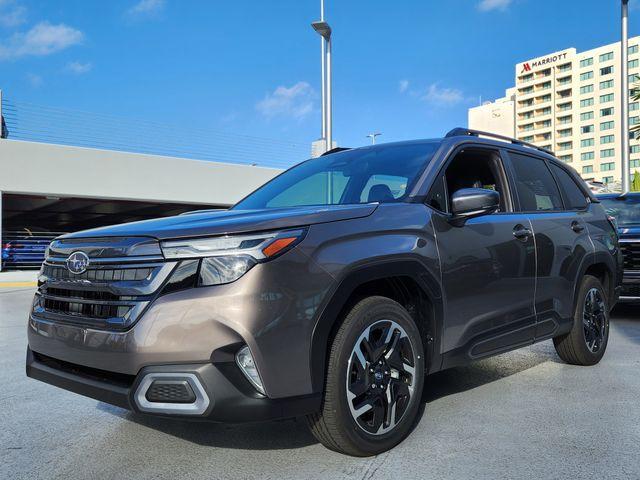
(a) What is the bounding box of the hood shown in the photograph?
[619,225,640,238]
[61,204,378,241]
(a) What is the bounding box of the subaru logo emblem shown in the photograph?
[66,251,90,275]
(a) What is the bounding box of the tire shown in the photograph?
[553,275,610,366]
[307,296,425,456]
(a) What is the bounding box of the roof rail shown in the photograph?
[321,147,351,156]
[445,127,554,156]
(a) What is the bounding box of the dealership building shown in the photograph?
[469,37,640,184]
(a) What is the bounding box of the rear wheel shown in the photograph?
[307,296,425,456]
[553,275,609,366]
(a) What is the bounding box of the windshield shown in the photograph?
[599,195,640,226]
[233,142,441,210]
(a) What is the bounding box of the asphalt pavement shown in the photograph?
[1,286,639,480]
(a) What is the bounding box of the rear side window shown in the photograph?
[509,153,563,211]
[549,163,588,210]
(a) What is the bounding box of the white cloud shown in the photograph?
[66,61,92,74]
[421,83,464,106]
[127,0,166,18]
[256,82,315,120]
[0,0,27,27]
[26,72,42,87]
[0,22,84,60]
[477,0,512,12]
[399,79,409,93]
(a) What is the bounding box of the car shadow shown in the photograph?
[98,343,559,451]
[611,306,640,345]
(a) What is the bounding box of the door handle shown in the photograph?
[571,221,585,233]
[513,224,532,241]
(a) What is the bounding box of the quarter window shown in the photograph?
[549,163,588,209]
[509,153,562,211]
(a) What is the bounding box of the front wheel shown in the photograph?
[553,275,610,366]
[307,296,425,456]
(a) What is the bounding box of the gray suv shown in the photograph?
[26,128,622,456]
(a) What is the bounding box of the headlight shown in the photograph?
[160,229,306,286]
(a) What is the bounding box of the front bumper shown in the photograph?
[26,348,320,422]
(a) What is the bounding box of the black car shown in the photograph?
[598,192,640,302]
[27,128,622,456]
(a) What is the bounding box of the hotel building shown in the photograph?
[469,38,640,184]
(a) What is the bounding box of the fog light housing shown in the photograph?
[236,345,265,395]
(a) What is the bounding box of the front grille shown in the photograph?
[620,241,640,271]
[41,264,153,281]
[33,258,177,331]
[621,283,640,297]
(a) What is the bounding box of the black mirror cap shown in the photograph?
[450,188,500,225]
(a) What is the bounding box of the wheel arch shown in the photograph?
[309,258,444,393]
[575,251,617,309]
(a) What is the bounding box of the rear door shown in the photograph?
[504,151,592,339]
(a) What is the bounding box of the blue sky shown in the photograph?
[1,0,639,152]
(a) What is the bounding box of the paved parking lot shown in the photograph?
[1,286,639,480]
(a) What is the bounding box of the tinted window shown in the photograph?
[509,153,562,211]
[234,142,441,209]
[549,163,588,210]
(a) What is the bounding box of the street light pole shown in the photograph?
[320,0,326,142]
[622,0,630,193]
[366,133,382,145]
[312,8,332,154]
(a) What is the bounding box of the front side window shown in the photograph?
[509,153,562,211]
[234,142,441,210]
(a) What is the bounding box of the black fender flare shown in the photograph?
[308,257,444,393]
[574,250,617,308]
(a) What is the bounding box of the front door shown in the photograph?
[427,146,537,367]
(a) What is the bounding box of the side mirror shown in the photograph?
[450,188,500,226]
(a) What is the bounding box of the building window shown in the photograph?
[581,125,594,134]
[520,73,533,83]
[603,176,614,183]
[631,145,640,154]
[600,107,614,116]
[520,99,534,107]
[599,52,614,62]
[631,116,640,126]
[521,111,533,119]
[600,121,614,130]
[558,102,572,111]
[582,165,594,174]
[580,85,594,94]
[558,142,572,151]
[600,93,614,103]
[630,102,639,111]
[630,59,639,69]
[581,152,595,161]
[581,138,594,147]
[580,71,593,81]
[601,134,615,144]
[580,98,594,108]
[558,63,572,72]
[558,154,572,162]
[580,57,593,68]
[540,81,551,90]
[521,86,534,94]
[539,120,551,128]
[558,76,572,85]
[632,159,640,168]
[539,107,551,115]
[558,115,572,124]
[538,94,551,103]
[558,128,572,138]
[600,66,614,75]
[540,132,551,140]
[599,79,614,90]
[629,73,640,84]
[600,162,615,171]
[557,89,571,98]
[580,112,594,121]
[629,45,639,55]
[601,149,615,158]
[522,123,534,131]
[521,135,534,142]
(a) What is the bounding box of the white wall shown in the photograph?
[0,140,282,206]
